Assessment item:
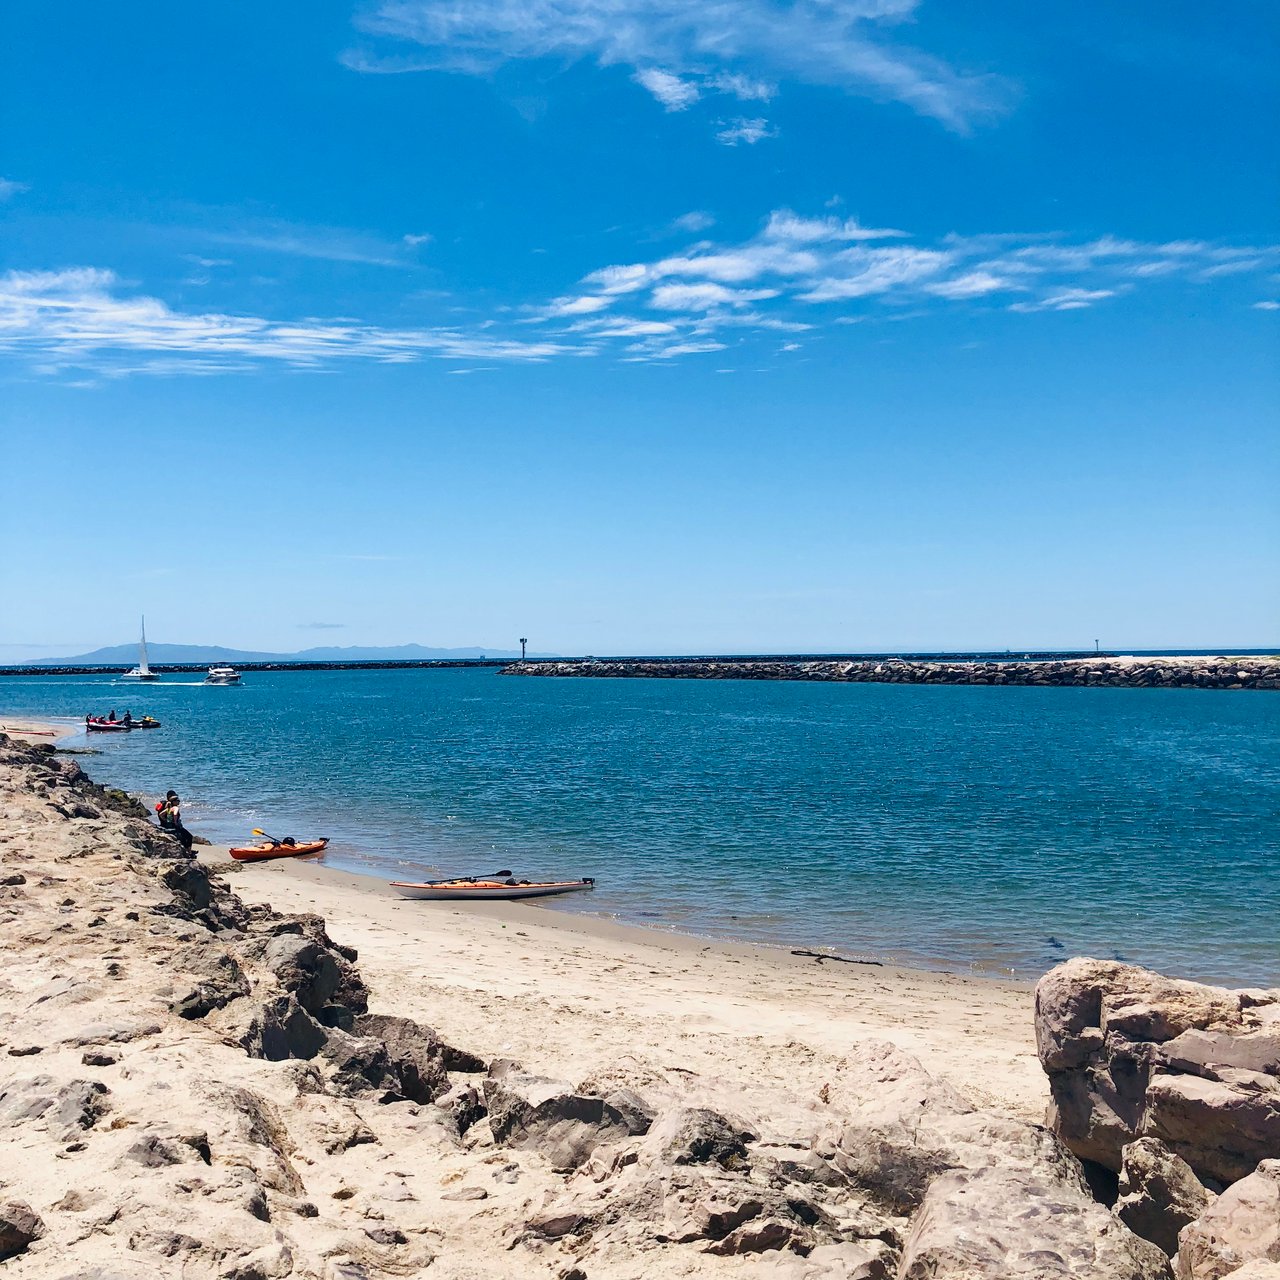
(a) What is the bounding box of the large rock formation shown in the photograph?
[1035,959,1280,1185]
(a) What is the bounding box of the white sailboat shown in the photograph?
[122,617,158,681]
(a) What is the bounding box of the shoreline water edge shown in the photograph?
[3,730,1278,1278]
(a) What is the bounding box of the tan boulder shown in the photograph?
[1035,959,1280,1181]
[898,1166,1171,1279]
[1177,1160,1280,1280]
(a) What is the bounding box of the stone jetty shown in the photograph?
[503,656,1280,690]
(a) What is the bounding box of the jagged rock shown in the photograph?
[352,1013,451,1103]
[649,1107,756,1169]
[1220,1265,1280,1279]
[818,1041,1082,1213]
[1176,1160,1280,1280]
[1117,1137,1216,1256]
[264,934,344,1013]
[1036,959,1280,1182]
[55,1078,111,1134]
[172,947,250,1019]
[595,1086,656,1136]
[485,1061,634,1171]
[0,1200,45,1261]
[436,1082,487,1134]
[899,1166,1172,1278]
[320,1029,400,1098]
[124,1130,211,1167]
[240,996,328,1062]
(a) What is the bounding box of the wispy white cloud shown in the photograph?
[715,117,777,146]
[0,267,567,375]
[709,71,775,102]
[403,232,433,247]
[650,282,778,309]
[205,218,417,267]
[922,270,1014,299]
[544,293,615,316]
[763,209,905,243]
[0,178,30,201]
[671,210,715,233]
[5,213,1277,377]
[347,0,1012,132]
[1009,287,1116,313]
[633,67,699,110]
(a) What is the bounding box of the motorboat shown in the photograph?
[390,875,595,902]
[229,838,329,862]
[122,616,158,681]
[205,666,241,685]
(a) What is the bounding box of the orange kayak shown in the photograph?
[228,838,329,862]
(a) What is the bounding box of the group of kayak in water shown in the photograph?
[85,709,161,732]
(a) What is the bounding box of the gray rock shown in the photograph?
[55,1078,111,1134]
[171,948,250,1019]
[484,1062,634,1171]
[0,1200,46,1261]
[1176,1159,1280,1280]
[1117,1137,1216,1256]
[352,1013,451,1103]
[648,1107,756,1169]
[899,1166,1172,1279]
[240,996,328,1062]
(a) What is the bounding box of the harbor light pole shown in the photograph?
[519,637,527,661]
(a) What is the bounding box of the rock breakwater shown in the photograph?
[503,656,1280,690]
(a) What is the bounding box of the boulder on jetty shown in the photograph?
[2,731,1274,1279]
[503,655,1280,691]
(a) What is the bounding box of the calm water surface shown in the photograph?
[2,670,1276,984]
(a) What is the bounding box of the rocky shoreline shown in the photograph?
[502,656,1280,690]
[1,733,1277,1278]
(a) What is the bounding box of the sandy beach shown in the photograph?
[201,847,1046,1123]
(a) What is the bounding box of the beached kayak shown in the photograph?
[390,876,595,901]
[228,838,329,862]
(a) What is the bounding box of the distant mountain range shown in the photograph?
[31,642,552,666]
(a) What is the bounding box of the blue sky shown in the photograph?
[1,1,1277,658]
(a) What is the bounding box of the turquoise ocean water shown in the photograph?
[2,669,1276,984]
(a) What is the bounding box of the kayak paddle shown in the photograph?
[421,869,513,885]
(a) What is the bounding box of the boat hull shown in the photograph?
[229,839,329,862]
[85,721,130,732]
[390,878,595,901]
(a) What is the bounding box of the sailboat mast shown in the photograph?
[139,616,150,675]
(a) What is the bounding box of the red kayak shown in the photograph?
[228,838,329,863]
